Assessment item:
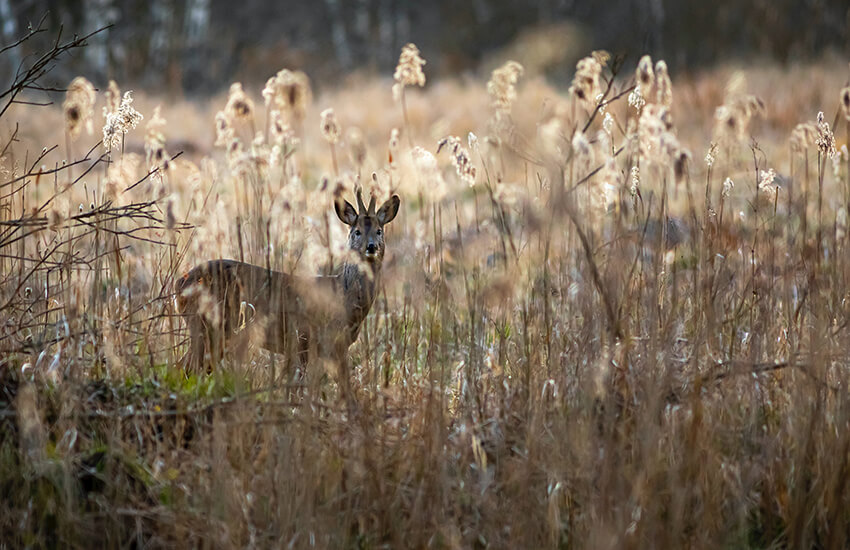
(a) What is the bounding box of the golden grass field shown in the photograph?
[2,33,850,548]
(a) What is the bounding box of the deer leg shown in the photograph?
[203,319,226,374]
[180,316,207,374]
[334,341,357,414]
[190,321,206,373]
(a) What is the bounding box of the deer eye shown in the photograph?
[376,229,382,236]
[354,229,361,237]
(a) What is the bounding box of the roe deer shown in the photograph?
[176,191,400,395]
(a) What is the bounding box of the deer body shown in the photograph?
[177,193,400,388]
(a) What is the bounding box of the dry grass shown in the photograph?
[2,28,850,548]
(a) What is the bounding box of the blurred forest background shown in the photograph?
[1,0,849,95]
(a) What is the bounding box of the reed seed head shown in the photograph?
[790,122,817,152]
[262,69,312,122]
[629,165,640,196]
[102,91,143,151]
[654,60,672,107]
[269,109,294,147]
[758,168,779,201]
[225,83,255,123]
[569,56,602,105]
[592,50,611,67]
[816,111,837,158]
[145,106,168,169]
[214,111,233,147]
[711,72,765,145]
[637,55,654,89]
[393,43,426,101]
[638,104,679,164]
[64,77,96,138]
[104,80,121,116]
[412,146,446,201]
[705,143,717,167]
[713,94,763,144]
[320,108,341,144]
[437,135,476,186]
[488,61,524,116]
[628,85,646,111]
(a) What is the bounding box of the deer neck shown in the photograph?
[342,259,379,329]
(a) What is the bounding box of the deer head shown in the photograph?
[334,191,400,265]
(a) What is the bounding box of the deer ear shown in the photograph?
[335,198,358,226]
[376,195,400,225]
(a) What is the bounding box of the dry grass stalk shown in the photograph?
[3,32,850,549]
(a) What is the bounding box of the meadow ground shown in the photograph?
[2,36,850,548]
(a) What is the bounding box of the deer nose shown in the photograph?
[366,243,378,254]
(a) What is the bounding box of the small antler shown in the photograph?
[355,189,367,214]
[367,194,376,216]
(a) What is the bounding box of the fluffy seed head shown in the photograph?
[437,135,477,186]
[569,56,602,104]
[629,165,640,196]
[411,146,446,201]
[145,105,168,170]
[393,43,426,101]
[713,91,764,144]
[104,80,121,116]
[214,111,233,148]
[628,85,646,111]
[488,61,524,116]
[638,104,679,164]
[592,50,611,67]
[262,69,312,122]
[269,109,294,147]
[654,60,672,107]
[637,55,654,89]
[816,111,837,158]
[758,168,779,201]
[102,91,143,151]
[225,83,255,122]
[320,108,341,144]
[64,77,96,138]
[705,143,717,167]
[790,122,816,152]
